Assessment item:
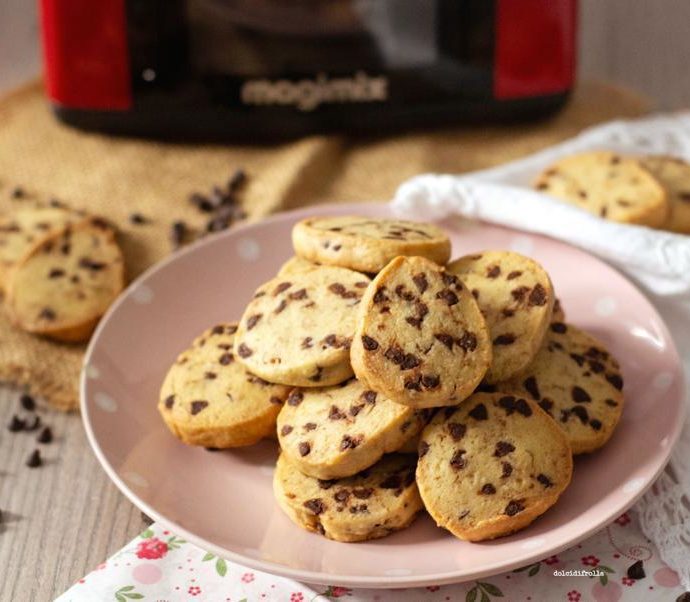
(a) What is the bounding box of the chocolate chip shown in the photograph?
[190,401,209,415]
[287,390,303,406]
[588,360,605,373]
[436,289,459,306]
[301,337,313,349]
[280,425,293,436]
[204,371,217,380]
[219,353,233,365]
[570,405,589,424]
[237,343,253,358]
[515,398,532,417]
[298,442,311,456]
[627,560,645,580]
[349,404,364,416]
[303,498,325,515]
[505,499,525,516]
[528,284,548,306]
[606,373,624,390]
[355,281,368,288]
[442,272,460,287]
[26,449,42,468]
[571,386,591,403]
[421,374,440,389]
[352,487,373,499]
[507,271,522,280]
[129,213,148,225]
[228,168,247,192]
[501,462,513,478]
[404,376,422,391]
[494,441,515,457]
[524,376,540,400]
[448,422,466,441]
[539,399,554,414]
[537,474,553,488]
[37,426,53,444]
[419,441,430,457]
[459,510,471,520]
[246,314,262,330]
[456,332,478,352]
[334,489,350,503]
[273,282,292,296]
[8,415,25,432]
[10,186,25,199]
[329,405,346,420]
[308,366,323,382]
[361,335,379,351]
[486,265,501,278]
[373,287,390,303]
[340,434,362,451]
[481,483,496,495]
[289,288,308,300]
[395,284,415,301]
[472,289,479,300]
[498,395,517,414]
[164,395,175,409]
[605,399,619,407]
[48,268,65,278]
[494,334,516,345]
[39,307,56,321]
[435,333,454,350]
[468,403,488,420]
[349,504,368,514]
[384,345,404,364]
[20,394,36,411]
[551,322,567,333]
[412,273,429,293]
[590,419,603,431]
[450,449,467,470]
[170,221,187,250]
[511,286,530,302]
[400,354,421,370]
[274,299,288,314]
[380,475,402,489]
[318,479,335,490]
[303,422,317,431]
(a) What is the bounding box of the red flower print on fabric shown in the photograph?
[567,591,581,601]
[241,572,255,583]
[581,555,600,567]
[135,538,168,560]
[615,513,631,526]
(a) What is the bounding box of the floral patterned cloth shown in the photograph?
[56,510,687,602]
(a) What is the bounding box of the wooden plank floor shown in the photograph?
[0,387,143,601]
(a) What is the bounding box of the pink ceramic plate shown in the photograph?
[82,202,686,588]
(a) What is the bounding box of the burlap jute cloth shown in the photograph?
[0,80,647,410]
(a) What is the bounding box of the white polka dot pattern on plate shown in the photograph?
[595,297,617,316]
[623,477,645,493]
[237,237,261,261]
[652,372,674,392]
[84,364,100,380]
[122,471,149,488]
[94,391,117,413]
[131,284,154,304]
[510,236,535,255]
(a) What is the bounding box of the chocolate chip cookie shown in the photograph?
[534,151,669,227]
[447,251,554,383]
[416,392,572,541]
[642,155,690,233]
[274,452,423,542]
[351,256,492,408]
[159,322,291,448]
[277,378,428,479]
[6,218,125,342]
[292,215,451,273]
[0,203,87,291]
[498,323,624,454]
[277,255,321,277]
[235,265,370,387]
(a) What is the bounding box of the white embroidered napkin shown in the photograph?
[392,112,690,589]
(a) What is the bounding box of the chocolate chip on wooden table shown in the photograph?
[20,393,36,411]
[37,427,53,444]
[8,415,25,432]
[140,511,154,526]
[26,449,42,468]
[627,560,646,580]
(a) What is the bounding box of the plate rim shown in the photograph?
[81,201,687,588]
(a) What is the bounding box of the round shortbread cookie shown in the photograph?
[274,452,423,542]
[351,256,491,408]
[6,218,125,342]
[498,322,624,454]
[235,266,370,387]
[447,251,554,383]
[277,255,321,277]
[277,378,429,479]
[292,215,451,273]
[416,392,573,542]
[159,323,291,448]
[0,203,87,291]
[534,151,669,227]
[641,155,690,233]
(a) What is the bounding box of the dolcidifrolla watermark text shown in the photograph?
[553,569,605,577]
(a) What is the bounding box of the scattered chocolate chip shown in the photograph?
[8,415,25,432]
[303,422,317,432]
[494,441,515,457]
[301,337,313,349]
[570,405,589,424]
[37,426,53,444]
[501,462,513,478]
[412,273,429,293]
[468,404,488,420]
[333,489,350,503]
[246,314,262,330]
[606,373,624,390]
[20,394,36,411]
[400,354,421,370]
[48,268,65,279]
[308,366,323,382]
[170,221,187,250]
[627,560,646,580]
[129,213,148,225]
[436,289,458,306]
[280,425,293,436]
[379,475,402,489]
[459,509,471,520]
[361,335,379,351]
[551,322,567,333]
[237,343,253,358]
[384,345,404,365]
[450,449,467,470]
[349,504,368,514]
[505,499,525,516]
[352,487,373,499]
[507,270,522,280]
[514,398,532,417]
[448,422,466,441]
[486,265,501,278]
[435,333,454,350]
[373,287,390,303]
[219,353,233,365]
[298,442,311,456]
[404,376,422,391]
[228,169,247,192]
[528,284,548,306]
[498,395,517,414]
[273,282,292,296]
[303,498,325,515]
[288,288,308,301]
[539,399,554,413]
[419,441,430,457]
[456,332,478,352]
[340,434,362,451]
[349,404,364,417]
[329,405,346,420]
[39,307,56,321]
[421,374,440,389]
[317,479,335,490]
[480,483,496,495]
[10,186,25,199]
[287,390,303,406]
[537,474,553,488]
[605,399,619,407]
[190,400,209,415]
[494,333,516,345]
[26,449,42,468]
[572,386,591,403]
[523,376,540,400]
[164,395,175,409]
[590,419,603,431]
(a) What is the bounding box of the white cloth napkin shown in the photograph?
[392,111,690,589]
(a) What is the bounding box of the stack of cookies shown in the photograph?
[0,202,125,342]
[158,215,625,543]
[535,151,690,233]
